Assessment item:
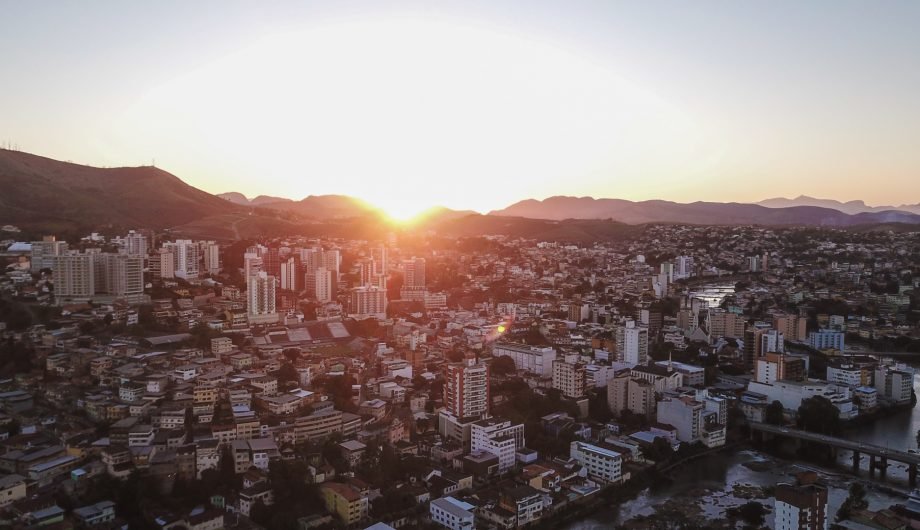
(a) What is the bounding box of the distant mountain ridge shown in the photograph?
[2,149,918,241]
[757,195,920,215]
[489,195,920,226]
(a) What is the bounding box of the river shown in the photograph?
[563,374,920,528]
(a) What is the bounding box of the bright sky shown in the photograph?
[2,1,919,218]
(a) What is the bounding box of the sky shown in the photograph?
[2,1,919,218]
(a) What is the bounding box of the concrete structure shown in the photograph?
[444,359,490,419]
[808,330,845,353]
[570,441,623,484]
[247,271,279,325]
[552,358,586,399]
[470,418,525,473]
[616,320,648,367]
[430,496,475,530]
[492,343,557,376]
[774,482,829,530]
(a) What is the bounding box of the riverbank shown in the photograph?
[559,445,912,529]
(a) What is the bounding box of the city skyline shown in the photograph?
[3,1,920,219]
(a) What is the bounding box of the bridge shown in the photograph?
[750,422,920,486]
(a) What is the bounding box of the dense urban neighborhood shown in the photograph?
[1,223,920,529]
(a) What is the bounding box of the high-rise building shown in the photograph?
[163,240,200,280]
[313,267,334,302]
[403,257,426,288]
[279,256,300,292]
[444,358,489,419]
[755,352,806,384]
[773,313,808,342]
[31,237,68,272]
[244,252,263,286]
[615,320,648,367]
[674,256,694,280]
[323,249,341,275]
[774,481,828,530]
[157,249,175,279]
[53,252,146,305]
[123,230,148,257]
[349,286,387,319]
[202,242,221,276]
[96,254,145,300]
[607,369,655,418]
[552,358,586,399]
[708,309,747,339]
[743,323,774,370]
[247,271,279,325]
[52,253,94,303]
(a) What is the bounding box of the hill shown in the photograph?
[258,195,383,219]
[0,149,240,234]
[489,196,920,226]
[433,214,643,242]
[217,192,294,206]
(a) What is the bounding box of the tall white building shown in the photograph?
[403,257,426,288]
[52,253,95,303]
[471,418,525,473]
[202,242,220,276]
[279,256,299,292]
[31,238,69,272]
[616,321,648,367]
[123,230,148,257]
[313,267,334,302]
[244,252,263,286]
[53,252,145,305]
[674,256,694,280]
[350,286,387,319]
[247,271,279,325]
[163,240,200,280]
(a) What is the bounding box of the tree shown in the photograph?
[490,355,517,376]
[796,396,841,435]
[734,501,767,526]
[765,401,785,425]
[640,437,674,463]
[837,482,868,521]
[276,363,300,384]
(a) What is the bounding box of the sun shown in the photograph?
[373,197,432,223]
[115,16,695,212]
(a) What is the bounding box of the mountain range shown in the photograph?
[489,196,920,226]
[2,148,919,241]
[757,195,920,215]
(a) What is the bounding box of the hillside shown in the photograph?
[0,149,240,234]
[490,196,920,226]
[432,214,643,242]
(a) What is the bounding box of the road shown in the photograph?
[751,422,920,465]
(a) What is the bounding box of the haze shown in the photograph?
[2,1,919,218]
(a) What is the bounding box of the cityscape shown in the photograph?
[2,2,920,530]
